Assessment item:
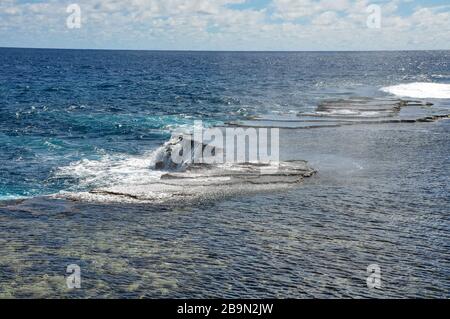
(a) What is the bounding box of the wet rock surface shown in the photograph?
[228,97,449,129]
[59,161,316,204]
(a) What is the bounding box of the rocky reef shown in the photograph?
[60,160,316,204]
[228,97,449,129]
[53,97,448,204]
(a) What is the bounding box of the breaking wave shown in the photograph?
[54,151,164,191]
[381,82,450,99]
[54,133,221,193]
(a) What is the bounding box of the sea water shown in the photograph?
[0,49,449,298]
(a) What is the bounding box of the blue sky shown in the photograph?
[0,0,449,50]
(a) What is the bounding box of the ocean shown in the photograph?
[0,48,449,298]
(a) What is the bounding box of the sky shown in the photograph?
[0,0,449,51]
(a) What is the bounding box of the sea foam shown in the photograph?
[54,151,164,191]
[381,82,450,99]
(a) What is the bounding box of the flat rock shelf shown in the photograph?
[58,161,317,204]
[228,98,449,129]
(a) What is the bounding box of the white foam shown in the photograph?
[0,195,29,201]
[330,109,360,115]
[53,133,215,197]
[381,82,450,99]
[316,109,382,117]
[54,151,163,191]
[316,110,358,116]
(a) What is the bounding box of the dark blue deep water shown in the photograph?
[0,48,449,298]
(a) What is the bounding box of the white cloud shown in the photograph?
[0,0,449,50]
[312,11,339,25]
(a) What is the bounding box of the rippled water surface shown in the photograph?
[0,49,449,298]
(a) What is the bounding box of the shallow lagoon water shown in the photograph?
[0,49,449,298]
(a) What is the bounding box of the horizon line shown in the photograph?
[1,46,449,53]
